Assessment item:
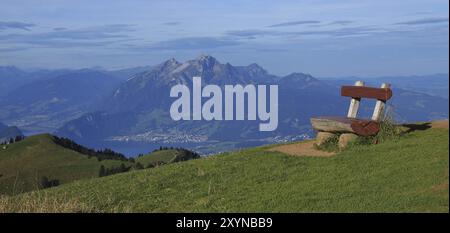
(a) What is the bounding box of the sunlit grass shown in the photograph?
[1,126,448,213]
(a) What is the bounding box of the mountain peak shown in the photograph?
[165,58,180,65]
[284,72,316,81]
[243,63,270,80]
[188,54,220,71]
[196,54,219,64]
[158,58,181,71]
[0,125,23,143]
[197,54,217,62]
[280,72,323,89]
[0,66,25,77]
[247,63,267,73]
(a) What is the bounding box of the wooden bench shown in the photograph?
[310,81,392,147]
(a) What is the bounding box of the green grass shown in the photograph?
[0,134,132,195]
[314,119,407,152]
[136,149,181,167]
[2,125,448,213]
[314,133,340,152]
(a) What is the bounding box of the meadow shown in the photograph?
[1,123,447,212]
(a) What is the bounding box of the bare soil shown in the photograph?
[431,120,449,129]
[269,120,448,158]
[268,140,335,157]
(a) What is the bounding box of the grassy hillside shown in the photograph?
[1,125,448,213]
[136,149,181,166]
[0,134,132,195]
[136,148,200,167]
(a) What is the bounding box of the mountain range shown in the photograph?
[0,67,143,133]
[0,55,448,154]
[322,73,449,99]
[0,122,23,144]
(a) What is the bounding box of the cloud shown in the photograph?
[396,17,449,25]
[151,37,240,50]
[225,26,381,39]
[0,21,35,31]
[162,21,181,26]
[126,37,240,51]
[225,29,279,38]
[293,26,380,37]
[44,24,136,40]
[53,27,68,31]
[268,20,321,28]
[254,48,289,52]
[0,46,29,52]
[0,24,137,51]
[327,20,354,26]
[1,24,135,41]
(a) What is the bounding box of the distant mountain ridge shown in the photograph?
[322,73,449,99]
[1,57,448,154]
[104,55,277,113]
[0,66,148,133]
[53,55,449,154]
[0,122,6,131]
[0,122,23,144]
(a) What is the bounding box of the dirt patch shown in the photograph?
[270,119,448,158]
[268,140,335,157]
[430,182,449,192]
[431,120,449,129]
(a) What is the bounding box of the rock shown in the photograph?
[315,132,336,146]
[338,133,359,149]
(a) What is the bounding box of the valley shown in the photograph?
[0,55,448,155]
[1,121,447,212]
[0,134,199,195]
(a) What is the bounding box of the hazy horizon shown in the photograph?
[1,55,449,79]
[1,0,448,77]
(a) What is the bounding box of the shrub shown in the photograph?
[39,176,60,189]
[314,134,340,152]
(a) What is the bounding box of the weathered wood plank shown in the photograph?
[311,116,354,133]
[347,81,364,118]
[311,116,380,136]
[351,119,380,136]
[341,85,393,101]
[311,81,391,137]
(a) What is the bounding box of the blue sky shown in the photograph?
[0,0,448,77]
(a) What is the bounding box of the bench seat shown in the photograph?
[310,116,380,136]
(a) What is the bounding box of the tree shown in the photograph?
[135,162,144,170]
[119,163,127,172]
[40,176,59,189]
[51,136,128,161]
[40,176,49,188]
[99,165,106,177]
[14,135,24,142]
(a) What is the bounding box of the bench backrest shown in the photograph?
[340,81,392,122]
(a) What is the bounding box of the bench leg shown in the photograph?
[338,133,359,149]
[315,132,336,146]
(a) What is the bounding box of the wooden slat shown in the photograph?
[371,83,390,121]
[341,86,393,101]
[350,119,380,136]
[311,116,380,136]
[347,81,364,118]
[311,116,354,133]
